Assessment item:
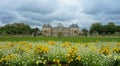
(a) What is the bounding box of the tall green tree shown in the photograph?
[1,23,32,35]
[116,26,120,32]
[104,22,116,34]
[90,22,117,35]
[90,23,103,34]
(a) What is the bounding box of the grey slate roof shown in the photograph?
[43,23,79,28]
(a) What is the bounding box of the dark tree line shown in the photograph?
[0,23,40,36]
[0,22,120,36]
[90,22,120,35]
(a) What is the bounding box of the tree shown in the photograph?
[90,23,103,35]
[32,27,40,37]
[90,22,117,35]
[104,22,116,34]
[0,23,32,35]
[116,26,120,32]
[0,27,2,35]
[81,29,88,36]
[108,22,115,26]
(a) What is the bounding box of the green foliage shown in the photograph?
[90,22,103,35]
[81,29,88,36]
[32,27,40,37]
[90,22,120,35]
[0,23,32,35]
[116,26,120,32]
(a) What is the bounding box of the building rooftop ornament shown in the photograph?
[58,23,63,28]
[70,23,79,28]
[43,23,51,27]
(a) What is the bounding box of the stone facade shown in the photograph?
[42,23,80,36]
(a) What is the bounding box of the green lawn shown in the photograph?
[0,36,120,42]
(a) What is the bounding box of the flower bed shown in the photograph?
[0,41,120,66]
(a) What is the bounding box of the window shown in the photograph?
[44,31,47,33]
[74,31,77,33]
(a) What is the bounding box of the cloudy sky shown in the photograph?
[0,0,120,29]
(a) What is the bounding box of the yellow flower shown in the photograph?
[117,42,120,46]
[61,42,71,47]
[66,54,71,57]
[58,64,61,66]
[34,45,49,54]
[75,56,81,61]
[53,59,61,65]
[89,46,97,51]
[41,46,50,53]
[28,43,33,49]
[84,44,88,47]
[19,41,27,45]
[0,46,4,49]
[68,59,73,63]
[36,60,39,65]
[53,59,56,62]
[0,54,17,62]
[48,41,56,45]
[99,46,111,55]
[113,47,120,53]
[66,46,78,63]
[8,43,15,47]
[56,59,60,63]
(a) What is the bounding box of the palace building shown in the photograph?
[42,23,80,36]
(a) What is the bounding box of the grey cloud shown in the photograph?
[18,9,76,22]
[0,0,120,29]
[0,10,18,23]
[82,0,120,15]
[17,0,58,14]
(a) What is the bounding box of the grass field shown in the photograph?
[0,36,120,42]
